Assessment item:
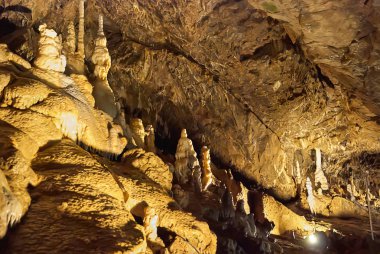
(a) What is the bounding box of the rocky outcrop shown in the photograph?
[0,41,127,237]
[121,148,173,192]
[2,139,147,253]
[1,139,216,253]
[0,41,216,253]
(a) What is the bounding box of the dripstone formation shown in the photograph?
[0,0,379,253]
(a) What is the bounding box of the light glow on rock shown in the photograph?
[307,233,318,245]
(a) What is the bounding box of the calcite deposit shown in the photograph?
[0,0,379,253]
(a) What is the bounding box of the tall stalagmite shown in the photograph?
[91,14,117,118]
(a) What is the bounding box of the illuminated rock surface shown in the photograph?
[0,0,379,253]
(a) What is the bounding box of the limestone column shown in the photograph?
[77,0,85,59]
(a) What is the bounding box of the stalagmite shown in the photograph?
[33,24,66,72]
[201,146,213,191]
[220,188,235,228]
[91,14,117,118]
[365,171,374,241]
[143,206,158,241]
[92,14,111,81]
[174,129,199,185]
[347,184,356,201]
[294,160,302,185]
[130,118,146,149]
[172,184,189,209]
[192,165,202,193]
[63,20,85,74]
[306,177,316,215]
[247,213,257,238]
[77,0,85,59]
[64,22,76,55]
[233,200,253,238]
[144,125,157,153]
[314,148,328,191]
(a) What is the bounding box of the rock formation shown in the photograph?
[314,148,329,191]
[33,24,66,72]
[130,118,146,149]
[220,188,235,226]
[172,184,190,209]
[0,0,380,252]
[201,146,213,191]
[143,206,158,241]
[63,22,85,74]
[0,44,31,69]
[77,0,85,60]
[174,129,199,185]
[191,164,202,194]
[91,14,117,118]
[306,177,316,215]
[144,124,157,153]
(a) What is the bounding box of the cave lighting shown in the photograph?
[306,233,318,245]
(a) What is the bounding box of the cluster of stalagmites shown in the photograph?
[0,1,215,253]
[0,2,218,253]
[295,147,376,219]
[170,128,279,253]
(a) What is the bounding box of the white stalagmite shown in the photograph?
[294,159,302,185]
[130,118,146,149]
[98,12,104,36]
[92,14,111,81]
[77,0,85,59]
[91,14,117,118]
[201,146,213,191]
[63,4,85,74]
[143,206,158,241]
[306,177,316,215]
[33,24,66,72]
[314,148,328,191]
[174,129,199,185]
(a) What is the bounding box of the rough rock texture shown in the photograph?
[98,0,380,203]
[0,1,380,251]
[0,36,217,252]
[1,139,216,253]
[2,139,147,253]
[121,148,173,192]
[248,0,380,115]
[1,0,379,203]
[0,43,123,238]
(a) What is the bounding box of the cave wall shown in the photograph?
[99,0,380,200]
[1,0,379,201]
